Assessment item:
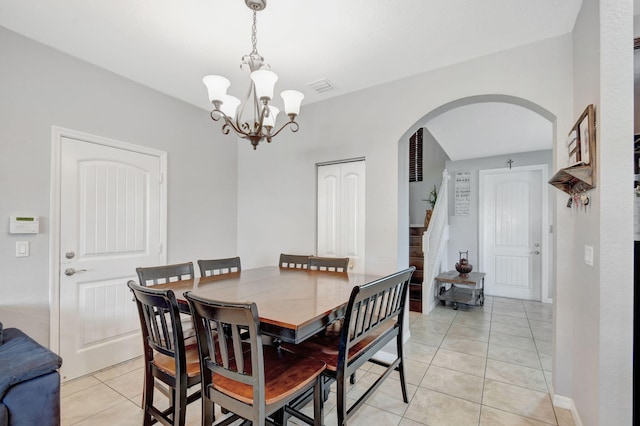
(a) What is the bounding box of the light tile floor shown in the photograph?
[60,296,575,426]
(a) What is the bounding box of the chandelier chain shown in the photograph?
[251,11,258,55]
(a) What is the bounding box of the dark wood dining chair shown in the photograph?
[136,262,195,286]
[279,253,311,269]
[308,256,350,272]
[197,257,241,277]
[127,281,201,426]
[184,292,326,426]
[137,262,197,339]
[285,267,414,425]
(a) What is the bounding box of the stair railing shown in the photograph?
[422,170,449,313]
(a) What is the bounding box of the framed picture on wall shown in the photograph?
[574,104,595,166]
[567,130,579,165]
[454,171,471,216]
[567,130,580,166]
[579,115,590,165]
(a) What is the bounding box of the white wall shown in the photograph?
[0,27,238,346]
[564,0,634,424]
[237,34,574,279]
[409,128,449,225]
[635,16,640,134]
[445,150,554,300]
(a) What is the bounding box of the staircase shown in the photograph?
[420,170,450,313]
[409,226,426,312]
[409,170,449,313]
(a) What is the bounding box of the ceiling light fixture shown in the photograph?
[202,0,304,150]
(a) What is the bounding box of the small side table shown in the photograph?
[435,271,485,310]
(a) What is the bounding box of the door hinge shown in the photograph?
[159,173,164,184]
[159,243,163,254]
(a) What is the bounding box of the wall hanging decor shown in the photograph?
[549,104,596,195]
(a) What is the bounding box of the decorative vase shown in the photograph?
[424,209,433,228]
[455,250,473,278]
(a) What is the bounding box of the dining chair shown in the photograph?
[197,257,241,277]
[137,262,197,339]
[279,253,311,269]
[285,267,415,425]
[127,281,201,426]
[185,292,326,426]
[308,256,350,272]
[136,262,195,286]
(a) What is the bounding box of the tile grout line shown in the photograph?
[476,296,495,425]
[524,302,560,426]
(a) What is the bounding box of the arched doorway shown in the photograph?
[397,94,556,312]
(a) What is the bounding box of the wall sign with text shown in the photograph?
[455,171,471,216]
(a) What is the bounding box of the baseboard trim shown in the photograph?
[552,393,572,409]
[551,386,583,426]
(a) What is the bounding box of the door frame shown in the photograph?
[49,126,167,353]
[478,164,550,303]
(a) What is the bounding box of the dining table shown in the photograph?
[153,266,381,344]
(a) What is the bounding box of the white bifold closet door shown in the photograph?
[317,161,365,274]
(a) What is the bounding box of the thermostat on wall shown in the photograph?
[9,216,39,234]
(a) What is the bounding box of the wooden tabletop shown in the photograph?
[435,270,486,286]
[153,266,381,344]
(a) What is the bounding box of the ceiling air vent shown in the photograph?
[307,78,335,94]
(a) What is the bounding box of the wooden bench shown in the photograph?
[285,266,415,425]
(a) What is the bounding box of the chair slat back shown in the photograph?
[279,253,311,269]
[185,293,263,391]
[197,257,241,277]
[128,281,185,361]
[308,256,349,272]
[136,262,194,286]
[339,267,414,365]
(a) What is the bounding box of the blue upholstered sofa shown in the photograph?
[0,324,62,426]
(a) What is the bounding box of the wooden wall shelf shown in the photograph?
[548,104,596,195]
[548,164,593,195]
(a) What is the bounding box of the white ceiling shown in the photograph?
[426,102,554,161]
[0,0,583,160]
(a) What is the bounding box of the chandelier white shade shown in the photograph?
[263,106,279,128]
[250,69,278,101]
[203,0,304,150]
[281,90,304,115]
[219,95,241,117]
[202,76,230,104]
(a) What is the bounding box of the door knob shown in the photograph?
[64,268,87,276]
[530,251,540,255]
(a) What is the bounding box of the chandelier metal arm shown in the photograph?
[267,115,300,139]
[210,104,280,145]
[210,110,244,135]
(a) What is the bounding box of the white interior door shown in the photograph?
[58,134,166,381]
[480,167,542,300]
[317,161,365,274]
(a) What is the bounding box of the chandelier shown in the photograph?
[202,0,304,150]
